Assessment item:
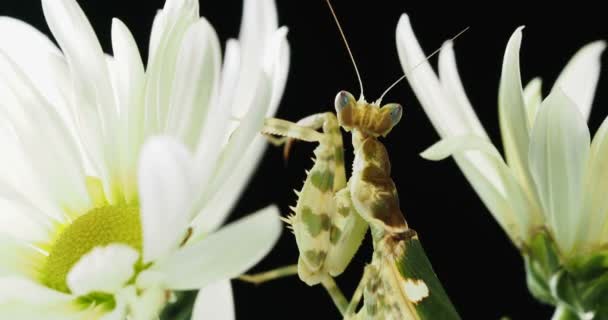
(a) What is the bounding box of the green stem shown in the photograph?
[551,305,580,320]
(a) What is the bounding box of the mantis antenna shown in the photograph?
[325,0,365,100]
[377,26,470,104]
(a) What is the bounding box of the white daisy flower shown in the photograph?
[397,15,607,318]
[0,0,289,318]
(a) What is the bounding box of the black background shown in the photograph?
[2,1,608,319]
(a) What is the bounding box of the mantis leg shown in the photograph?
[237,264,298,285]
[321,276,349,316]
[344,267,369,318]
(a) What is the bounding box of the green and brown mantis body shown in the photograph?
[335,91,460,319]
[241,1,463,318]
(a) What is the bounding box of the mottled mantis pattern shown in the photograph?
[240,1,463,319]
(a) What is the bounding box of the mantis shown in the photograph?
[240,1,464,318]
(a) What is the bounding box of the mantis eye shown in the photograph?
[335,91,355,112]
[385,103,403,126]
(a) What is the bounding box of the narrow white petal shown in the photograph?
[191,281,234,320]
[553,41,606,121]
[0,276,72,306]
[154,206,281,290]
[421,135,502,161]
[128,287,166,320]
[42,0,117,189]
[231,0,279,118]
[147,0,200,66]
[111,18,145,204]
[397,14,514,235]
[264,27,291,115]
[166,18,221,149]
[396,14,476,137]
[138,137,196,263]
[523,77,543,127]
[583,116,608,246]
[192,136,265,235]
[66,244,138,295]
[529,89,590,253]
[192,75,272,233]
[0,182,55,242]
[498,27,536,198]
[438,41,488,138]
[0,233,45,278]
[144,0,199,135]
[422,136,537,240]
[0,52,90,217]
[0,17,74,129]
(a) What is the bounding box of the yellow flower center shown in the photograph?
[40,205,142,293]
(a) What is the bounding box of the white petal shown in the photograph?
[192,75,271,233]
[498,27,536,197]
[138,136,196,263]
[128,287,166,320]
[42,0,117,189]
[0,184,55,243]
[583,116,608,246]
[528,89,590,253]
[397,14,514,235]
[553,41,605,121]
[264,27,291,115]
[0,52,90,217]
[191,281,234,320]
[396,14,476,137]
[0,233,45,278]
[144,0,199,135]
[66,244,138,295]
[0,277,78,319]
[523,77,543,127]
[438,41,488,138]
[231,0,278,118]
[153,206,281,290]
[192,136,266,235]
[111,18,145,204]
[0,18,73,128]
[421,135,502,161]
[421,136,538,240]
[166,18,221,149]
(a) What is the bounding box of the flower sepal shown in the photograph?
[525,231,608,319]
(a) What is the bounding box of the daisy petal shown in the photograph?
[529,88,590,253]
[396,14,469,136]
[422,135,536,240]
[523,77,543,127]
[0,52,90,218]
[398,13,512,235]
[231,0,278,117]
[66,244,138,295]
[583,116,608,246]
[191,280,235,320]
[144,0,199,134]
[438,41,488,138]
[192,75,271,235]
[111,18,145,203]
[138,136,195,263]
[0,276,79,319]
[154,206,281,290]
[0,233,45,278]
[167,18,221,149]
[42,0,117,186]
[0,18,72,125]
[498,27,534,192]
[553,41,606,121]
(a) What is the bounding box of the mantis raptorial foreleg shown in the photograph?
[240,113,368,315]
[237,264,298,285]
